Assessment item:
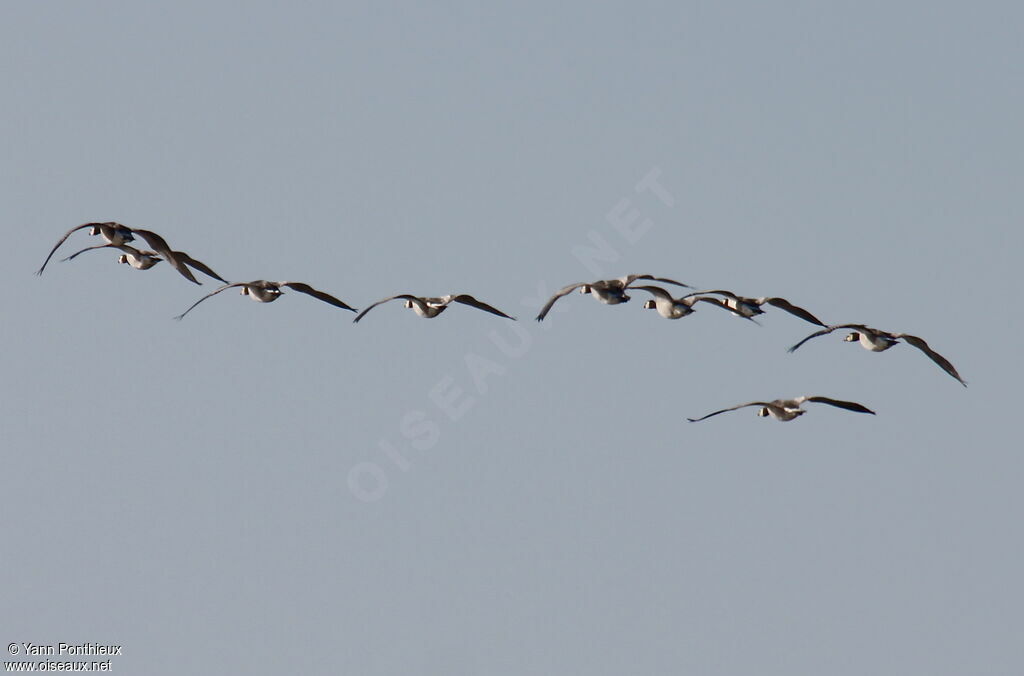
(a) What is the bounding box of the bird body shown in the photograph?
[582,283,630,305]
[117,247,162,270]
[849,330,897,351]
[90,223,135,245]
[723,296,762,318]
[405,297,448,318]
[240,282,284,303]
[643,294,692,319]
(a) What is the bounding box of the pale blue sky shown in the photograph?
[2,2,1022,674]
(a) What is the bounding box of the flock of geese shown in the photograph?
[37,223,968,423]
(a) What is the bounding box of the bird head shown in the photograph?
[845,332,860,342]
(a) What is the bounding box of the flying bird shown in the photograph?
[175,280,357,320]
[37,223,135,275]
[680,289,827,326]
[353,294,515,323]
[535,274,693,321]
[687,396,876,422]
[631,285,740,320]
[787,324,966,386]
[61,243,229,283]
[37,222,214,285]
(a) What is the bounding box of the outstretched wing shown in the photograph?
[174,283,249,320]
[61,243,125,262]
[132,229,200,285]
[175,251,229,284]
[629,285,674,301]
[687,402,766,423]
[897,334,967,387]
[803,396,876,414]
[624,274,693,289]
[681,289,740,300]
[353,295,420,323]
[535,283,586,321]
[787,324,867,353]
[36,223,97,275]
[451,294,516,320]
[280,282,357,312]
[764,297,827,327]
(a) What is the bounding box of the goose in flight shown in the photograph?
[787,324,966,387]
[353,294,515,323]
[37,223,210,285]
[687,395,876,422]
[535,274,693,321]
[175,280,357,320]
[37,223,135,275]
[61,243,229,283]
[680,289,827,326]
[631,285,740,320]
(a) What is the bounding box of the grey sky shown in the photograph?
[3,2,1022,674]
